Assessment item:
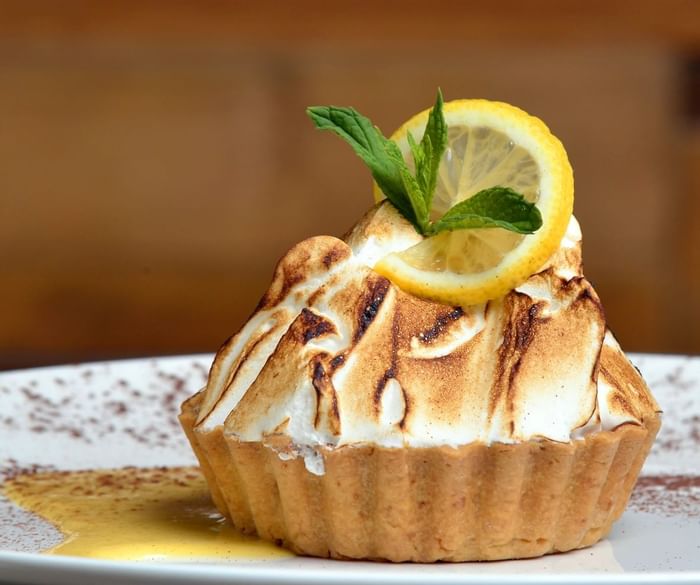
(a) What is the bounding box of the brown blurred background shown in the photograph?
[2,1,700,370]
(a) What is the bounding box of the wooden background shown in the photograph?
[2,1,699,370]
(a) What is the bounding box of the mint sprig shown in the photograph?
[306,90,542,238]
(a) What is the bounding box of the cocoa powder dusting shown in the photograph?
[0,359,208,451]
[645,359,699,459]
[1,459,57,482]
[630,475,700,517]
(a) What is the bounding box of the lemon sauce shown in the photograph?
[2,466,291,561]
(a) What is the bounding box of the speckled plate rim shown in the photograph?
[1,353,700,585]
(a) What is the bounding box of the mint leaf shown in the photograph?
[406,131,426,184]
[306,105,419,228]
[419,89,448,211]
[408,130,432,208]
[406,90,447,215]
[430,187,542,235]
[397,164,429,233]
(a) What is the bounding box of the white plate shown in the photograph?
[1,354,699,585]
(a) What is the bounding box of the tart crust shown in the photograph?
[180,394,660,562]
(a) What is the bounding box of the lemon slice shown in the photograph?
[373,99,573,306]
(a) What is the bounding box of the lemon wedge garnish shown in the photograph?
[373,99,574,306]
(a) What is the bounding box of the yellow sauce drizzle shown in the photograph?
[2,466,291,561]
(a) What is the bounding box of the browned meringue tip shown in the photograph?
[179,410,660,562]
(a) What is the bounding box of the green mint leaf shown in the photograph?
[419,89,448,211]
[430,186,542,235]
[402,133,431,230]
[306,105,419,228]
[405,90,447,214]
[408,130,432,206]
[406,131,425,181]
[386,140,430,232]
[397,164,429,233]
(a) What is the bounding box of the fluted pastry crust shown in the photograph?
[181,398,659,561]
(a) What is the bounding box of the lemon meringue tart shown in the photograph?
[179,93,660,562]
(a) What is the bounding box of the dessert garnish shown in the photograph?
[308,90,541,239]
[309,89,574,305]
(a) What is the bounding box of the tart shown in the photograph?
[179,95,660,562]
